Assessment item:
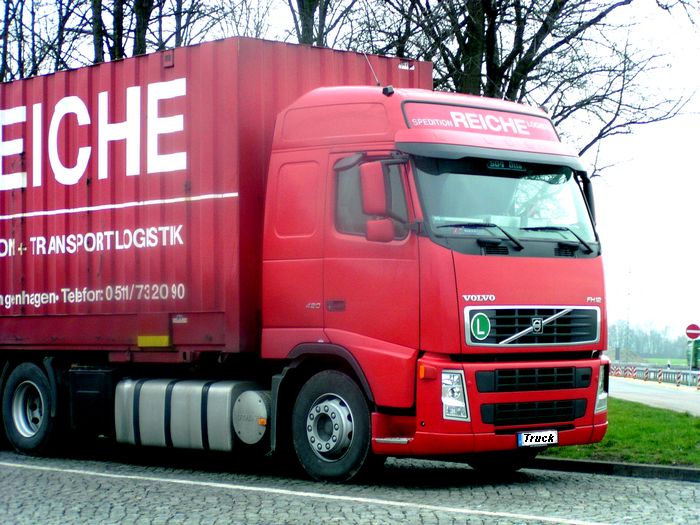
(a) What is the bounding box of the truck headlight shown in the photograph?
[442,370,470,421]
[595,363,609,413]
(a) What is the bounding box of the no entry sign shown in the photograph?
[686,324,700,340]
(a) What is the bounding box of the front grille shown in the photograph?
[476,367,591,392]
[466,307,599,346]
[481,399,587,426]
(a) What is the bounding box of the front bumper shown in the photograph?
[372,421,608,456]
[371,353,608,456]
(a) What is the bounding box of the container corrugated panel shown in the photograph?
[0,37,432,353]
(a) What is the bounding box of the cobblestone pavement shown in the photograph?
[0,446,697,525]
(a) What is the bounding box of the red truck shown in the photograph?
[0,37,608,481]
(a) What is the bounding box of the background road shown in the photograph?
[0,446,697,525]
[610,377,700,416]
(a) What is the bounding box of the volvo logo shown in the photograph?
[531,318,544,334]
[462,294,496,302]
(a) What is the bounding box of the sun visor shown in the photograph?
[395,135,586,172]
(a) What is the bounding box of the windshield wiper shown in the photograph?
[437,222,524,251]
[521,226,594,254]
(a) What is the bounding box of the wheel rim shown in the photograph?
[305,393,354,462]
[11,380,45,438]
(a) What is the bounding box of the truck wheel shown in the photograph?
[2,363,57,455]
[292,370,372,482]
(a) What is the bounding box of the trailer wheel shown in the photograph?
[2,363,57,455]
[292,370,372,482]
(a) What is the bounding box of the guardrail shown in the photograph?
[612,363,700,388]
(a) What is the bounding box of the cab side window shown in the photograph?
[336,163,409,239]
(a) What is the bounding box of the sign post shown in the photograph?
[687,324,700,370]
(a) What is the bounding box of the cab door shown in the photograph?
[323,155,419,407]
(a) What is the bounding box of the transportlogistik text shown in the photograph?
[0,225,184,257]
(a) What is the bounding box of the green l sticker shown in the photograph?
[471,313,491,341]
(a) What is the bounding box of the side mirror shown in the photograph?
[366,218,395,243]
[360,161,387,216]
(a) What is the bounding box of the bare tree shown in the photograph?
[49,0,86,70]
[149,0,228,50]
[342,0,696,161]
[214,0,274,39]
[286,0,357,47]
[1,0,18,81]
[0,0,280,79]
[0,0,91,80]
[3,0,693,171]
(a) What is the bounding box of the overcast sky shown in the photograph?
[590,3,700,336]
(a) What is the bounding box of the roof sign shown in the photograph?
[403,102,559,142]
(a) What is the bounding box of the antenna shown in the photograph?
[363,52,381,87]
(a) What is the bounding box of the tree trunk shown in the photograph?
[91,0,105,63]
[15,0,25,76]
[133,0,154,55]
[54,0,65,71]
[315,0,327,46]
[1,0,14,81]
[112,0,125,60]
[174,0,183,47]
[295,0,319,44]
[460,0,485,95]
[28,0,38,76]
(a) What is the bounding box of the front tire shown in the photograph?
[2,363,57,455]
[292,370,373,482]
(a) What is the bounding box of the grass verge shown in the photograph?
[542,398,700,467]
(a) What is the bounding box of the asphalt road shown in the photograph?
[610,377,700,416]
[0,446,698,525]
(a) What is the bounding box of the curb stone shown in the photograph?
[531,457,700,483]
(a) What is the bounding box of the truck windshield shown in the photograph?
[413,156,596,246]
